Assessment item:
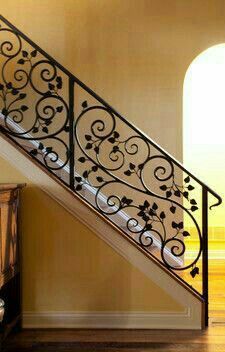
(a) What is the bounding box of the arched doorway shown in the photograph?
[183,44,225,322]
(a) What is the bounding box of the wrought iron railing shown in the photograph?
[0,15,222,326]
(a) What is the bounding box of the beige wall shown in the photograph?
[0,156,181,312]
[1,0,225,313]
[2,0,225,158]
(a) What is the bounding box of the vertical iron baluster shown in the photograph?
[202,187,209,327]
[69,78,75,190]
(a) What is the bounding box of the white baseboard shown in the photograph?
[23,309,192,329]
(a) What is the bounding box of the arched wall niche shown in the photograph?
[183,44,225,252]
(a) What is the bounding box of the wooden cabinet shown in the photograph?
[0,184,25,345]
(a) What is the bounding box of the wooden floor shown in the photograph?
[3,259,225,351]
[4,326,225,352]
[182,259,225,322]
[208,259,225,322]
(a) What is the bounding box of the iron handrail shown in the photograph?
[0,14,222,328]
[0,14,221,209]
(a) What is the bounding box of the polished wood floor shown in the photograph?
[4,326,225,352]
[182,259,225,322]
[208,259,225,322]
[3,259,225,351]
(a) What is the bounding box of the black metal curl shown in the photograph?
[42,137,70,171]
[94,182,123,215]
[0,16,222,303]
[0,28,22,58]
[151,156,174,182]
[29,60,57,95]
[13,68,29,90]
[0,29,27,90]
[139,231,154,247]
[126,218,142,234]
[6,109,23,124]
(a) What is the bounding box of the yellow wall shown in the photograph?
[4,0,225,160]
[1,0,225,159]
[1,0,225,313]
[0,156,181,312]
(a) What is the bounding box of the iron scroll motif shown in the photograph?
[0,24,70,172]
[0,15,222,301]
[74,102,203,278]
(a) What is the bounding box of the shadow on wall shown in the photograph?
[0,148,183,313]
[20,186,134,312]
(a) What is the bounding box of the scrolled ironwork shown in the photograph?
[74,100,209,282]
[0,15,222,323]
[0,19,70,173]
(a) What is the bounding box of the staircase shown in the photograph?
[0,15,222,329]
